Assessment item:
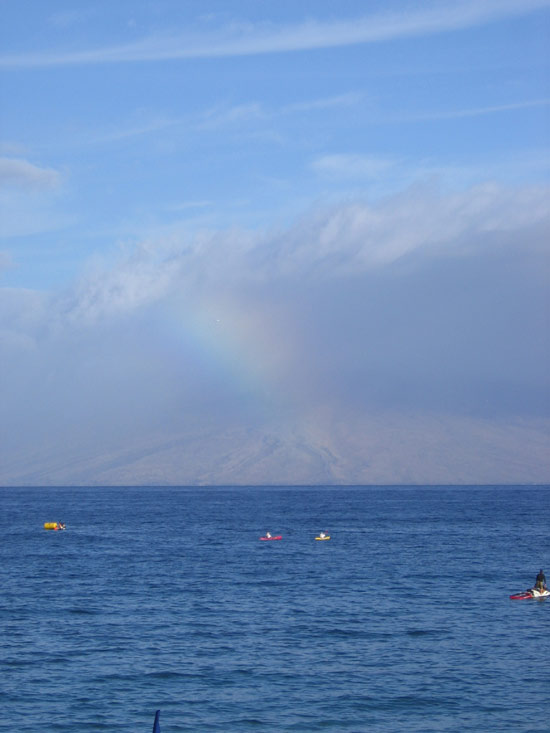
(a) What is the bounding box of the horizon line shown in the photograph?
[1,483,548,489]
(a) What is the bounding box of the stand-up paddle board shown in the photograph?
[510,588,550,600]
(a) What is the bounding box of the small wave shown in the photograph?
[144,670,196,680]
[324,628,394,640]
[405,628,448,637]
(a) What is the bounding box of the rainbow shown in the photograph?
[162,294,293,408]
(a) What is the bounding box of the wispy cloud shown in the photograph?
[198,103,265,130]
[404,98,550,122]
[1,0,548,68]
[84,94,361,149]
[48,8,96,29]
[0,158,67,239]
[165,200,213,212]
[89,117,183,144]
[312,154,397,180]
[283,92,363,114]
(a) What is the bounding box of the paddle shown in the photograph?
[152,710,161,733]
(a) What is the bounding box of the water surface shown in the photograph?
[1,485,549,731]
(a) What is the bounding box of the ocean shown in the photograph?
[1,485,549,732]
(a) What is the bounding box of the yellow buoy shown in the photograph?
[44,522,65,530]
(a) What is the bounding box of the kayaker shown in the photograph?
[266,532,272,538]
[535,569,546,591]
[319,531,326,538]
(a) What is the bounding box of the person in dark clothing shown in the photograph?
[535,569,546,591]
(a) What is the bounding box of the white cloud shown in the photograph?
[58,250,181,325]
[293,183,550,270]
[37,180,549,332]
[2,181,547,334]
[0,157,61,190]
[1,0,548,68]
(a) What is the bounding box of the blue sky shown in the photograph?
[1,0,548,288]
[0,1,549,484]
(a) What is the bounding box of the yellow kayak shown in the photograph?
[315,536,331,540]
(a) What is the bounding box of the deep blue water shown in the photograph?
[1,485,549,732]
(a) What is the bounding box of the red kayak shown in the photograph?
[510,588,550,600]
[260,535,282,541]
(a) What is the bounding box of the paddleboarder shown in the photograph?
[535,569,546,592]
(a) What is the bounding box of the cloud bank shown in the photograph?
[1,181,549,484]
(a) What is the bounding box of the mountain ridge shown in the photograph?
[2,412,548,486]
